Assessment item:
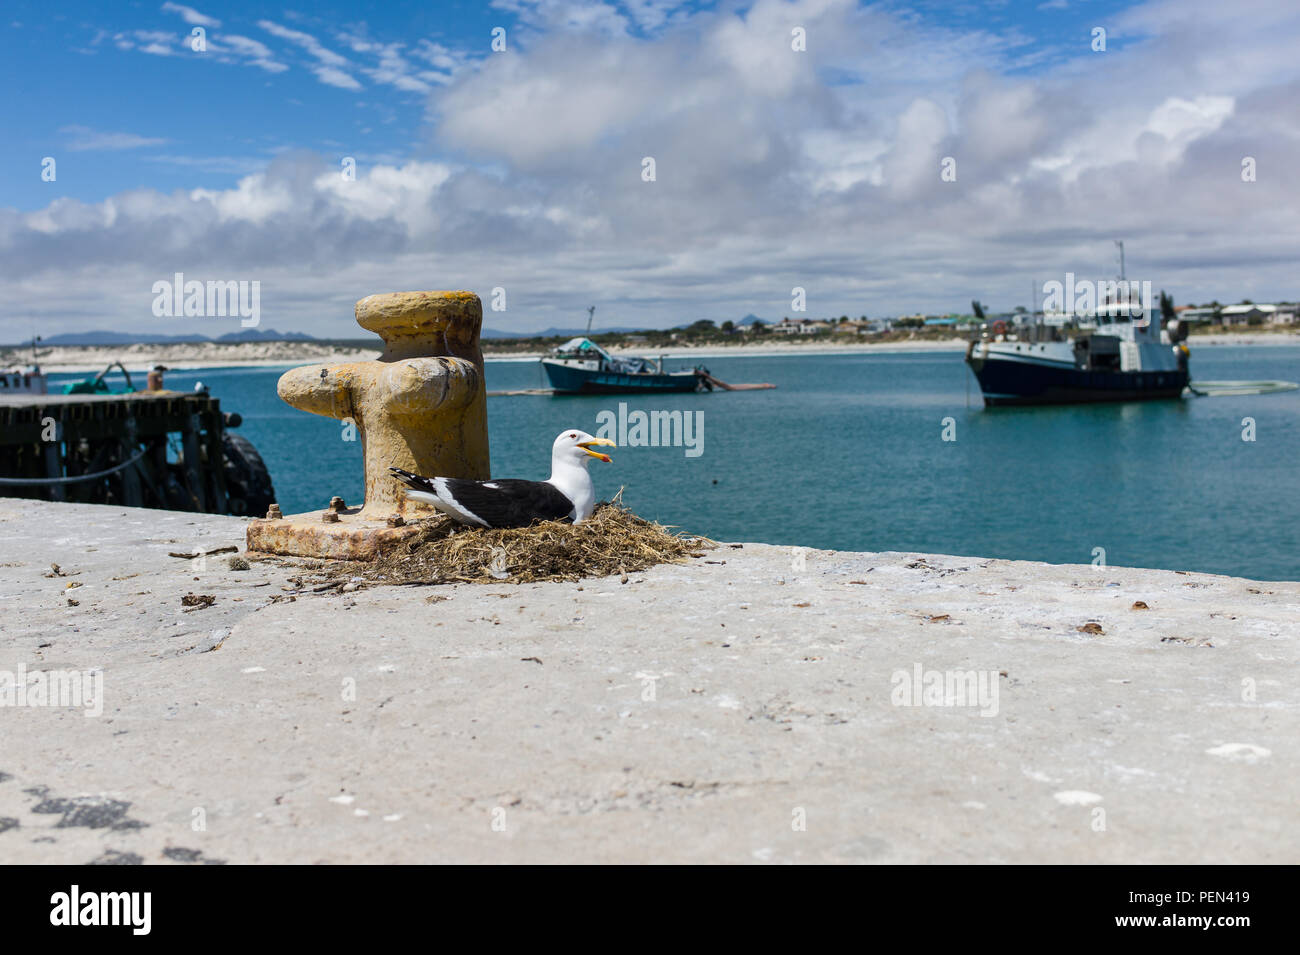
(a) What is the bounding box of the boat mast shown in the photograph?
[1115,239,1126,314]
[1031,278,1037,340]
[586,306,595,336]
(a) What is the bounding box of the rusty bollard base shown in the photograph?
[246,507,423,562]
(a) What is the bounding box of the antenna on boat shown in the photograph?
[1114,239,1125,282]
[1031,278,1039,341]
[586,306,595,336]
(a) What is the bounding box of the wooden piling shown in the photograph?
[119,416,143,507]
[204,408,228,514]
[42,421,64,502]
[181,412,206,512]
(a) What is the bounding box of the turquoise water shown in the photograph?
[49,345,1300,580]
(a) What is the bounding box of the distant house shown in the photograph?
[1220,304,1276,326]
[830,319,884,335]
[1179,307,1218,323]
[772,318,826,335]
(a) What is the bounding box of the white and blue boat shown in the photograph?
[540,337,702,394]
[966,298,1191,406]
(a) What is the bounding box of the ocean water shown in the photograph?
[48,345,1300,580]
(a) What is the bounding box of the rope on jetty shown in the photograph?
[696,372,776,391]
[1187,380,1299,398]
[0,446,149,486]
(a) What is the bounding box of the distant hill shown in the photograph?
[481,326,649,340]
[481,316,768,339]
[37,330,210,345]
[28,317,767,347]
[212,328,317,343]
[29,328,318,346]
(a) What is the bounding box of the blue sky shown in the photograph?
[4,0,1136,211]
[2,0,1297,338]
[4,1,498,208]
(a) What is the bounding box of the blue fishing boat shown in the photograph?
[965,264,1192,406]
[540,337,701,394]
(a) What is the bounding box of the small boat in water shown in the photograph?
[540,337,702,394]
[966,295,1191,406]
[1,338,49,395]
[1,364,48,396]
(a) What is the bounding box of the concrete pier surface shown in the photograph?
[1,499,1295,864]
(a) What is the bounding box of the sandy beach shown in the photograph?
[3,331,1295,374]
[0,340,381,375]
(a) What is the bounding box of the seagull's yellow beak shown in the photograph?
[578,437,616,462]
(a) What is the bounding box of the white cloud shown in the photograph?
[1147,95,1235,144]
[622,0,688,32]
[258,19,349,68]
[9,0,1300,338]
[112,29,179,53]
[312,66,363,91]
[492,0,633,38]
[144,154,270,175]
[161,3,221,28]
[413,39,464,73]
[213,33,289,73]
[258,19,361,89]
[340,34,436,93]
[61,126,169,151]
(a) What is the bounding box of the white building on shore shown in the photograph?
[1177,303,1298,325]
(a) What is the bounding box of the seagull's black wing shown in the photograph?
[441,478,574,528]
[389,467,575,528]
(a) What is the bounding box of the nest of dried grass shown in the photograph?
[338,495,712,586]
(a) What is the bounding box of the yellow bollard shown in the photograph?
[247,290,491,560]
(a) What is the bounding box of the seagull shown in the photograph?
[389,429,616,528]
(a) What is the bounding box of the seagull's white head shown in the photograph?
[553,429,616,468]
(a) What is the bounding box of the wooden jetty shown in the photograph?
[0,391,273,516]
